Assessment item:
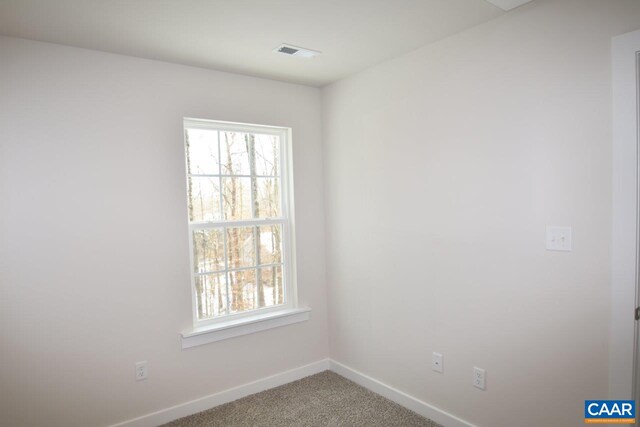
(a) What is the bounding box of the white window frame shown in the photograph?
[610,29,640,400]
[180,118,308,348]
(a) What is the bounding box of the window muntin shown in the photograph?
[184,119,292,324]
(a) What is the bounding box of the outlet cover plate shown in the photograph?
[473,367,486,390]
[432,352,443,373]
[135,361,148,381]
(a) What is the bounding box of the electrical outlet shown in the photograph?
[432,352,443,373]
[135,361,148,381]
[473,367,485,390]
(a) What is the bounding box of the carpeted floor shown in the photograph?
[161,371,442,427]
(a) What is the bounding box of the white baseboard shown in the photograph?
[329,360,475,427]
[109,359,331,427]
[110,358,474,427]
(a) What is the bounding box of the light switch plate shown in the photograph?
[546,226,572,251]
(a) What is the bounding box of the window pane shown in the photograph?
[185,128,219,175]
[226,226,255,269]
[188,177,221,222]
[193,228,224,273]
[258,224,282,265]
[222,177,252,220]
[259,266,283,307]
[255,177,281,218]
[228,269,257,313]
[195,273,228,320]
[220,131,250,175]
[254,134,280,176]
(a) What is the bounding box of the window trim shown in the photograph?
[180,307,310,349]
[182,118,300,333]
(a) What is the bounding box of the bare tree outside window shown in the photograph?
[184,121,287,322]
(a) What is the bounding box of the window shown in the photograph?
[183,119,297,328]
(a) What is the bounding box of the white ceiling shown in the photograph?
[0,0,510,87]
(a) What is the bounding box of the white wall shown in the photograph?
[322,1,640,426]
[0,36,328,427]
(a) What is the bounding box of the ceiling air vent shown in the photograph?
[274,44,321,59]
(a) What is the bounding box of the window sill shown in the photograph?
[180,307,311,349]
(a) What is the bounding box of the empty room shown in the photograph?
[2,0,640,426]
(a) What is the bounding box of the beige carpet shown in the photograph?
[161,370,443,427]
